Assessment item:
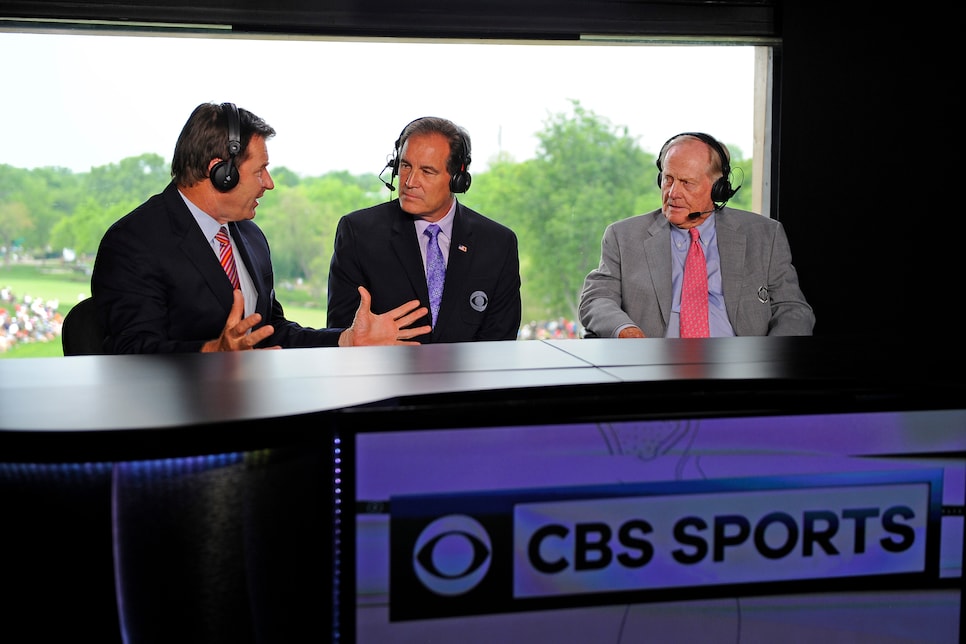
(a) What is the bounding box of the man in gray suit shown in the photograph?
[579,132,814,338]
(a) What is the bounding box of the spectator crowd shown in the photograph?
[0,287,64,353]
[518,317,582,340]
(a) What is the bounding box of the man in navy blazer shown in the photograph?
[579,132,814,338]
[92,102,429,354]
[327,117,521,343]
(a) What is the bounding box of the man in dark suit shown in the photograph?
[92,102,430,353]
[326,117,522,343]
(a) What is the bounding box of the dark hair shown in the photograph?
[170,102,276,187]
[398,116,471,177]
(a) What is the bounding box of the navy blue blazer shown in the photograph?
[327,199,521,343]
[92,182,343,353]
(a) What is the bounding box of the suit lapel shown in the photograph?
[229,223,271,316]
[435,205,473,335]
[390,207,431,303]
[644,215,673,327]
[165,186,233,313]
[714,210,746,323]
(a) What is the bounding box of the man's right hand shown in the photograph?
[339,286,431,346]
[201,290,278,352]
[618,326,646,339]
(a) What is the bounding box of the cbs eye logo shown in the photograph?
[469,290,488,312]
[413,514,492,595]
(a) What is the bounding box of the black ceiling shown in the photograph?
[1,0,779,40]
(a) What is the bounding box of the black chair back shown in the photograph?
[61,297,106,356]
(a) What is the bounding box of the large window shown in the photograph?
[0,25,769,336]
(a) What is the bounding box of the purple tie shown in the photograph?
[215,226,240,289]
[424,224,445,327]
[680,227,709,338]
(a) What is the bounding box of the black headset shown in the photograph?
[656,132,739,207]
[210,102,242,192]
[386,117,472,193]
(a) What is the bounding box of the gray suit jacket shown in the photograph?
[578,207,815,338]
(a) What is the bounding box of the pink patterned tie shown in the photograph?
[215,226,240,289]
[680,227,709,338]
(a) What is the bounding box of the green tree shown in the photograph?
[270,166,301,190]
[49,197,136,258]
[256,170,383,296]
[84,153,169,206]
[0,164,83,256]
[0,201,33,265]
[45,154,169,259]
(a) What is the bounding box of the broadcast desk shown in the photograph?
[1,335,954,457]
[0,336,961,644]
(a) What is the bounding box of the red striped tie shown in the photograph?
[215,227,240,289]
[680,227,709,338]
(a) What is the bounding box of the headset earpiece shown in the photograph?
[449,133,472,194]
[656,132,738,207]
[210,102,241,192]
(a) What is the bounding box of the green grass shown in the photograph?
[1,262,91,359]
[1,341,61,359]
[0,262,329,359]
[279,304,328,330]
[0,262,93,307]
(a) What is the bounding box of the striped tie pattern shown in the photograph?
[215,226,240,289]
[424,224,445,327]
[680,227,709,338]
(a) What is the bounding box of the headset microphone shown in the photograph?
[378,160,396,191]
[688,208,716,220]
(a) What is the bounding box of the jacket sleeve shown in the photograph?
[579,222,639,338]
[326,215,367,329]
[762,222,815,336]
[475,227,522,341]
[93,216,212,354]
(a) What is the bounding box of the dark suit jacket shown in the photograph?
[327,199,521,343]
[92,182,342,353]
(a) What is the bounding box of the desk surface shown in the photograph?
[0,336,959,460]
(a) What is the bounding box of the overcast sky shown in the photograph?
[1,30,757,178]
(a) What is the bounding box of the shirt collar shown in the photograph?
[414,198,457,239]
[178,189,224,242]
[671,211,716,245]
